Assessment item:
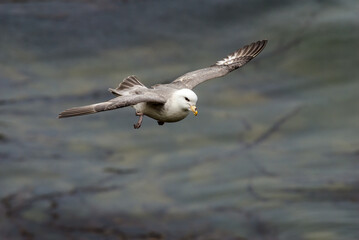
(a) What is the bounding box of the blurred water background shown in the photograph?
[1,0,359,239]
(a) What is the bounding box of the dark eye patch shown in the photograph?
[185,97,190,101]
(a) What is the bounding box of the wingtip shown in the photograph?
[57,112,67,118]
[215,39,268,66]
[257,39,268,52]
[255,39,268,47]
[260,39,268,46]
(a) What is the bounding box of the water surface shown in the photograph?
[1,1,359,239]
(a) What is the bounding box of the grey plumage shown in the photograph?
[172,40,267,89]
[58,40,268,128]
[108,75,146,96]
[58,94,166,118]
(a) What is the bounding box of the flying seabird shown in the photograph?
[58,40,267,129]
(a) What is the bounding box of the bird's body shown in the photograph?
[59,40,267,129]
[133,88,197,123]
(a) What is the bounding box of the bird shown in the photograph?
[58,40,267,129]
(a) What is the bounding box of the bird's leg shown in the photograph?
[134,112,143,129]
[157,121,164,126]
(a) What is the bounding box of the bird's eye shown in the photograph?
[185,97,190,102]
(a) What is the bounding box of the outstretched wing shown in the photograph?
[171,40,267,89]
[58,92,166,118]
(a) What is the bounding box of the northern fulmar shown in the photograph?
[58,40,267,129]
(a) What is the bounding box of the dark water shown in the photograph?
[1,1,359,239]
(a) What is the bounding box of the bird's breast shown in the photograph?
[137,102,189,122]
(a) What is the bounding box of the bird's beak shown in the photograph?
[190,105,198,116]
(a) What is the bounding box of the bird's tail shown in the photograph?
[58,101,112,118]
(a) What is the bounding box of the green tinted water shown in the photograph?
[1,1,358,239]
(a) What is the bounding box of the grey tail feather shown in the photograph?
[116,75,145,91]
[58,102,110,118]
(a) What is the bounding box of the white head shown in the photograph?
[172,89,198,116]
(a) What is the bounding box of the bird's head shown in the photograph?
[173,89,198,116]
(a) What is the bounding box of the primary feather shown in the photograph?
[58,40,268,128]
[172,40,267,89]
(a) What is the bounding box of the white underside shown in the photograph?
[133,102,189,122]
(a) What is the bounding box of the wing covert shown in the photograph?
[171,40,267,89]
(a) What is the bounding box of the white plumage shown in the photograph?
[58,40,267,129]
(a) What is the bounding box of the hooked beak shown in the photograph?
[190,105,198,116]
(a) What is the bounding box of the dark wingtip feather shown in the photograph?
[215,39,268,66]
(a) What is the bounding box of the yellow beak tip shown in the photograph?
[190,106,198,116]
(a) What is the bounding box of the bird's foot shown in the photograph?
[157,121,164,126]
[134,112,143,129]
